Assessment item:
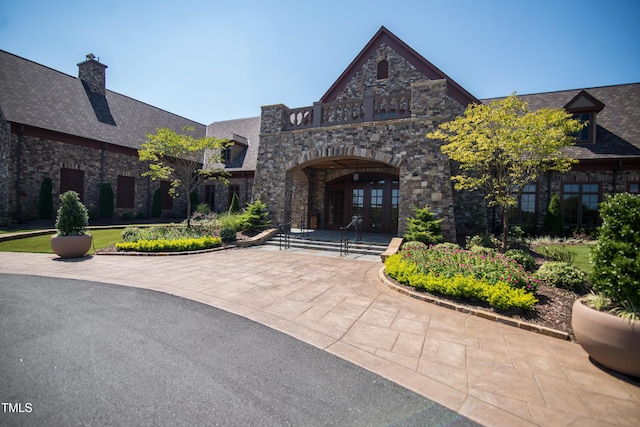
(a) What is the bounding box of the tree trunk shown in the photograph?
[501,205,509,253]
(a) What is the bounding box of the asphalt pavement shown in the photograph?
[0,273,479,426]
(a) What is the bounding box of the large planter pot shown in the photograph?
[50,234,92,258]
[572,297,640,377]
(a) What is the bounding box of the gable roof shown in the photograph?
[206,116,261,172]
[320,26,479,106]
[483,83,640,161]
[0,50,205,150]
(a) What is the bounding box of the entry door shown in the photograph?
[351,182,385,232]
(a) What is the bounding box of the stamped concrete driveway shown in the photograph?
[0,273,478,426]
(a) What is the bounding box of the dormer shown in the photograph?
[564,90,605,144]
[223,133,249,166]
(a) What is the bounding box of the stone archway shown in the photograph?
[287,154,400,233]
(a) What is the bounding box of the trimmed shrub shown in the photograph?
[151,188,162,218]
[228,192,240,214]
[220,227,236,243]
[55,191,89,236]
[504,249,537,272]
[535,261,586,292]
[538,245,575,263]
[543,194,564,237]
[590,193,640,307]
[401,241,427,252]
[38,177,54,219]
[403,205,443,245]
[99,182,114,218]
[116,236,222,252]
[385,254,537,311]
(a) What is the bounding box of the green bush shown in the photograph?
[538,245,575,263]
[590,193,640,307]
[228,192,240,214]
[543,194,564,237]
[151,188,162,218]
[465,234,496,249]
[55,191,89,236]
[116,236,222,252]
[240,200,271,232]
[385,254,537,311]
[38,177,54,219]
[220,227,236,243]
[535,261,586,292]
[99,182,114,218]
[504,249,537,272]
[403,205,443,245]
[399,244,539,292]
[434,242,461,251]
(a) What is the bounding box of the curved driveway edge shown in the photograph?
[0,250,638,427]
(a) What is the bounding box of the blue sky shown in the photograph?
[1,0,638,125]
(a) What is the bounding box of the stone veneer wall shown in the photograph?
[0,115,9,218]
[4,131,188,222]
[255,77,489,242]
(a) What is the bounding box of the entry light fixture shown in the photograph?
[353,172,359,182]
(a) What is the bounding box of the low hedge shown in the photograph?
[385,253,538,311]
[116,236,222,252]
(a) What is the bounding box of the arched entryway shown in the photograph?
[326,172,399,233]
[288,155,400,235]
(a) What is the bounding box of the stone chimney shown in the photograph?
[78,53,107,96]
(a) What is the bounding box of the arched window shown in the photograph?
[377,60,388,79]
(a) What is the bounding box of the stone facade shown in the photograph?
[0,114,9,219]
[253,40,488,242]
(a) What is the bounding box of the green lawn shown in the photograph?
[536,243,593,275]
[0,229,125,253]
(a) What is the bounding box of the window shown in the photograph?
[377,60,388,79]
[160,181,173,210]
[509,184,537,224]
[573,113,592,143]
[223,147,232,164]
[60,168,84,200]
[628,182,639,194]
[116,175,135,209]
[562,183,600,227]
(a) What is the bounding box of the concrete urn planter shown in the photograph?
[50,234,92,258]
[572,297,640,377]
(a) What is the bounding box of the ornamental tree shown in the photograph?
[139,126,230,227]
[427,93,583,252]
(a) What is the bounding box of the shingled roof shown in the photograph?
[0,50,205,149]
[483,83,640,161]
[206,116,261,172]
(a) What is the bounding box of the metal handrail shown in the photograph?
[279,220,294,250]
[339,216,362,256]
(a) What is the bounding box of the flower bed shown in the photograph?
[385,244,539,311]
[115,236,222,252]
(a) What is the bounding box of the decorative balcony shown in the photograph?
[284,93,411,130]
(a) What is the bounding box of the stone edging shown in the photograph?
[378,266,570,341]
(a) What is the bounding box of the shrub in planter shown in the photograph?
[51,191,92,258]
[504,249,537,272]
[590,193,640,307]
[572,193,640,376]
[535,261,586,292]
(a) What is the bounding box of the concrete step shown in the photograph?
[265,234,388,256]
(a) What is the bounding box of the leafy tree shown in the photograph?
[428,93,583,252]
[542,194,564,236]
[403,205,444,245]
[38,177,54,219]
[139,126,230,227]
